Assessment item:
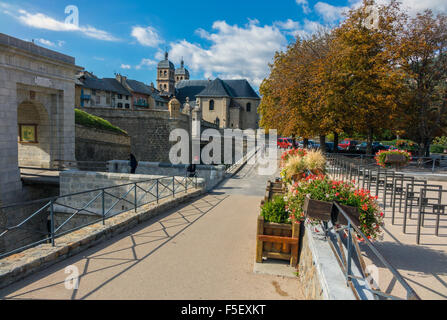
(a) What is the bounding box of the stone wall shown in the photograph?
[55,171,204,228]
[75,124,130,163]
[298,224,324,300]
[108,160,225,191]
[79,107,190,163]
[0,33,79,204]
[297,222,357,300]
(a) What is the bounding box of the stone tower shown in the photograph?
[175,58,190,84]
[157,51,175,95]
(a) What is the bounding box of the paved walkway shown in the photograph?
[0,149,303,300]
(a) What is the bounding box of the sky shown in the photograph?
[0,0,446,90]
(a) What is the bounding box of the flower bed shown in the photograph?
[375,149,411,168]
[280,150,326,185]
[280,148,307,167]
[285,175,384,240]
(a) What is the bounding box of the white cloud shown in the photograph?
[120,64,132,69]
[35,38,65,47]
[131,26,163,47]
[5,8,118,41]
[314,2,349,22]
[135,58,157,70]
[164,20,288,87]
[274,19,300,30]
[296,0,311,14]
[36,38,56,47]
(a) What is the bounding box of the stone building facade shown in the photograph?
[0,33,80,204]
[176,79,260,130]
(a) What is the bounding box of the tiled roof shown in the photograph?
[79,76,131,95]
[175,78,260,103]
[196,78,232,97]
[125,79,152,95]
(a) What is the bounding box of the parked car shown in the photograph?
[324,142,344,152]
[338,139,359,151]
[298,140,319,149]
[356,142,387,153]
[277,137,293,149]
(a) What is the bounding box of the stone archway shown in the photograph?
[17,100,52,168]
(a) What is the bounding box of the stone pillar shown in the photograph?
[191,100,202,164]
[168,97,181,119]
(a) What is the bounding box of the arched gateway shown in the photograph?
[0,33,81,203]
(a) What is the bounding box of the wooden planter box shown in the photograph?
[261,180,286,206]
[303,196,360,227]
[255,216,300,267]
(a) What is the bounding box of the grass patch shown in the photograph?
[75,108,127,135]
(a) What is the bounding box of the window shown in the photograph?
[125,95,129,100]
[96,95,100,104]
[164,84,167,89]
[209,99,214,111]
[118,94,122,99]
[117,103,123,108]
[92,90,96,96]
[164,70,167,76]
[125,103,130,109]
[246,102,251,112]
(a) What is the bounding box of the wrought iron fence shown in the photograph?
[0,175,198,259]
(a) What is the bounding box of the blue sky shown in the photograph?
[0,0,445,89]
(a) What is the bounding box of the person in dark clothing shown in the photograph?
[129,153,138,174]
[186,163,196,177]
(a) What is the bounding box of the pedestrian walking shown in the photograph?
[129,153,138,174]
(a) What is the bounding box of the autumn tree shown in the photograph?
[325,0,407,155]
[259,31,336,150]
[396,10,447,156]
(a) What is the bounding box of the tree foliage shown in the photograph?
[258,0,447,156]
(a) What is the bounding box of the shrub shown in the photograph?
[287,175,384,240]
[261,195,289,224]
[280,148,307,167]
[430,144,447,154]
[433,136,447,146]
[280,150,326,184]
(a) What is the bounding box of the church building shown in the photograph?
[156,52,260,130]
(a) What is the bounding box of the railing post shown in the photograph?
[50,200,55,247]
[156,179,159,204]
[172,176,175,198]
[346,223,352,286]
[134,183,137,212]
[102,189,105,225]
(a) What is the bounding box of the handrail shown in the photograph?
[0,175,199,259]
[329,202,421,300]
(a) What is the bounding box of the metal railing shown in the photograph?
[326,152,447,173]
[0,175,199,259]
[322,202,421,300]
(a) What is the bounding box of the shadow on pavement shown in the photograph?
[0,193,229,300]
